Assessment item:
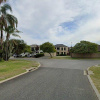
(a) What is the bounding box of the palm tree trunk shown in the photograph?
[6,34,9,61]
[0,29,3,58]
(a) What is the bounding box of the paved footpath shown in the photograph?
[0,58,100,100]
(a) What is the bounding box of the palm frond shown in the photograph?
[12,33,21,38]
[6,14,18,28]
[12,39,18,45]
[1,4,12,14]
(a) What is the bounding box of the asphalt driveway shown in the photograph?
[0,58,99,100]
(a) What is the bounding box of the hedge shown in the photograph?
[34,53,44,58]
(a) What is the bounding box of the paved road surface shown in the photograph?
[0,58,99,100]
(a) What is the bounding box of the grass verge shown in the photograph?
[52,56,100,60]
[0,60,39,81]
[89,66,100,93]
[52,56,73,59]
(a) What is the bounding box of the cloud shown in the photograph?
[7,0,100,46]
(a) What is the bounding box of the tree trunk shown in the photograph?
[0,29,3,58]
[6,34,9,61]
[49,53,52,58]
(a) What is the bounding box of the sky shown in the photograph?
[6,0,100,46]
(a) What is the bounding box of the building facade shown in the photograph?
[30,44,43,54]
[55,44,69,55]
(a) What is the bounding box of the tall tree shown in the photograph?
[40,42,56,58]
[0,4,18,59]
[0,4,12,58]
[10,39,27,55]
[5,26,20,61]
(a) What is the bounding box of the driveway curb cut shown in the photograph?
[87,67,100,100]
[0,62,41,84]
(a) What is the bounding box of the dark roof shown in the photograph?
[55,44,67,47]
[98,45,100,52]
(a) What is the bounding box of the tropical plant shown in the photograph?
[2,40,14,60]
[0,4,13,59]
[0,4,19,60]
[10,39,27,55]
[4,26,20,61]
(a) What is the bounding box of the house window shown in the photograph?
[64,48,66,50]
[61,52,63,54]
[61,48,63,50]
[57,52,59,55]
[57,47,60,50]
[64,52,66,54]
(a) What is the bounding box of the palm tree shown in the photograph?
[0,4,17,59]
[0,4,18,42]
[5,26,20,60]
[0,0,6,4]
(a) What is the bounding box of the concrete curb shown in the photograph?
[87,67,100,100]
[0,62,41,84]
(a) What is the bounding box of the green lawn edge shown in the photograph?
[52,56,100,60]
[89,66,100,93]
[0,60,39,81]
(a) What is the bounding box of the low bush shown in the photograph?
[34,53,44,58]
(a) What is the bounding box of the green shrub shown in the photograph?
[71,41,98,54]
[34,53,44,58]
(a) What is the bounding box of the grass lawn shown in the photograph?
[52,56,100,60]
[52,56,73,59]
[0,60,39,81]
[89,66,100,93]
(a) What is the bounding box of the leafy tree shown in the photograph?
[10,39,27,55]
[40,42,56,58]
[24,45,31,53]
[10,39,31,55]
[71,41,98,54]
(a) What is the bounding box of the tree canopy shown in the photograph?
[10,39,30,55]
[40,42,56,58]
[71,41,98,54]
[24,45,31,53]
[0,3,20,61]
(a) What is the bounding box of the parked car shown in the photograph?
[13,54,17,58]
[13,54,23,57]
[27,54,32,57]
[19,52,30,57]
